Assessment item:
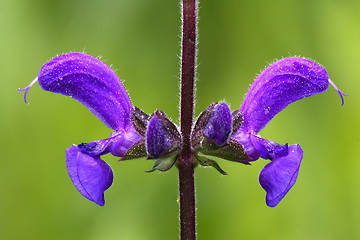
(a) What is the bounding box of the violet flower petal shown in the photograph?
[240,57,329,133]
[204,102,232,146]
[250,135,288,160]
[76,125,142,158]
[38,52,132,131]
[78,138,113,157]
[109,126,143,157]
[230,131,261,161]
[66,145,113,206]
[259,144,303,207]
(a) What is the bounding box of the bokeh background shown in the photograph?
[1,0,359,239]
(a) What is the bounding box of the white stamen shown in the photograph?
[328,79,347,106]
[18,77,39,104]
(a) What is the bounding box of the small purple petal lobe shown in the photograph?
[37,52,132,131]
[251,135,288,160]
[109,126,143,157]
[204,102,232,146]
[231,131,261,161]
[66,145,113,206]
[240,57,330,134]
[78,138,113,157]
[259,144,303,207]
[75,126,143,158]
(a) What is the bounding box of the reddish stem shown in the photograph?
[178,0,197,239]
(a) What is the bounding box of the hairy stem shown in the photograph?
[178,0,197,239]
[178,158,196,240]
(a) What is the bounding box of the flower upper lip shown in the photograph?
[20,52,133,131]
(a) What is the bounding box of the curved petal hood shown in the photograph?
[240,57,329,134]
[21,52,133,131]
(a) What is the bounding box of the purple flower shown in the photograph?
[234,57,346,207]
[20,53,346,208]
[192,57,345,207]
[19,52,142,206]
[196,57,346,207]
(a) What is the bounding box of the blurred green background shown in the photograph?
[1,0,359,239]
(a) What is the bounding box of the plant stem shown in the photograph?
[178,159,196,240]
[178,0,197,239]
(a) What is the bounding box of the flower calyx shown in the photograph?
[123,106,182,172]
[131,106,150,137]
[145,110,182,172]
[191,102,249,174]
[120,106,149,161]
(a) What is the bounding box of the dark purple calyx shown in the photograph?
[145,110,181,172]
[146,110,181,159]
[192,102,233,148]
[192,102,249,172]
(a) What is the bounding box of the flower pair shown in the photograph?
[20,52,345,207]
